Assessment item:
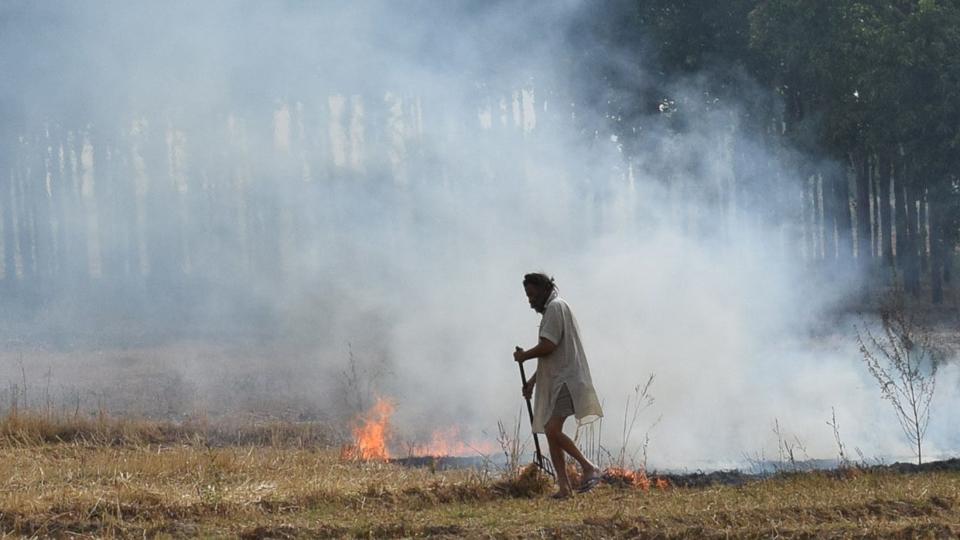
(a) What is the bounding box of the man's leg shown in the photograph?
[544,416,572,496]
[549,418,601,481]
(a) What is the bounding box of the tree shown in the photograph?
[857,293,941,465]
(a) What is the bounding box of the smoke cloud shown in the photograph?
[1,1,955,468]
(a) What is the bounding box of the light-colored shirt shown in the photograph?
[532,291,603,433]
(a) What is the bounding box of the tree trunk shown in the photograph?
[832,164,853,261]
[821,168,837,258]
[142,117,178,283]
[48,124,68,284]
[919,189,929,276]
[120,139,141,282]
[248,107,281,280]
[14,144,35,282]
[31,131,53,287]
[819,173,828,259]
[904,178,922,296]
[893,155,908,279]
[878,152,894,271]
[853,150,871,263]
[944,244,953,285]
[929,196,945,304]
[868,154,878,258]
[91,130,113,280]
[66,129,90,283]
[0,136,15,285]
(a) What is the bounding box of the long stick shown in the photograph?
[518,361,552,476]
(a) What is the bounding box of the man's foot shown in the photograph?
[577,467,602,493]
[550,490,572,500]
[577,476,600,493]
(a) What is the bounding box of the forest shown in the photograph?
[599,0,960,302]
[2,0,958,326]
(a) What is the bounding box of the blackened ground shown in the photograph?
[657,458,960,489]
[390,455,493,470]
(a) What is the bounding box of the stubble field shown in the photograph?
[2,413,960,539]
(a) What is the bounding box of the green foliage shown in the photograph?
[634,0,755,75]
[602,0,960,297]
[624,0,960,171]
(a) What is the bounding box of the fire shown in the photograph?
[603,467,650,490]
[599,468,669,490]
[342,396,497,461]
[343,396,394,460]
[410,426,498,457]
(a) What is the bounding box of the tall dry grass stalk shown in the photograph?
[607,374,658,471]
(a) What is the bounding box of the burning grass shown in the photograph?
[339,395,498,461]
[1,412,960,538]
[6,450,960,538]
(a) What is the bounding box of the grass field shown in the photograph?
[2,413,960,538]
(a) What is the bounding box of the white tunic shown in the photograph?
[531,291,603,433]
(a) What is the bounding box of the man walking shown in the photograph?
[514,272,603,498]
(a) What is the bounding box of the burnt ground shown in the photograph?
[389,455,491,470]
[655,457,960,489]
[389,454,960,490]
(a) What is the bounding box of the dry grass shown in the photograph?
[0,410,337,448]
[1,413,959,538]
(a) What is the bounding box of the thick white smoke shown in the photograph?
[1,1,955,468]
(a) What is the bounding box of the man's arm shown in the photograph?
[514,337,557,363]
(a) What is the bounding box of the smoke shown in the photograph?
[1,1,955,468]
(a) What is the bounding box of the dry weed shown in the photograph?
[0,410,336,448]
[492,463,552,498]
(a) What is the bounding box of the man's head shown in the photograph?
[523,272,556,314]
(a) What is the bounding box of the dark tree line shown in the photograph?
[581,0,960,302]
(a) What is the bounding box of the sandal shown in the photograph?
[577,475,601,493]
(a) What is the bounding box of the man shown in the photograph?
[514,272,603,498]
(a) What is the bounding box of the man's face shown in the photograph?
[524,283,547,313]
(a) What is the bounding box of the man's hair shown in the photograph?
[523,272,556,293]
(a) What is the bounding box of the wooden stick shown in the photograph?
[518,361,552,476]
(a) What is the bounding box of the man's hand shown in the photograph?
[522,378,535,400]
[515,338,557,363]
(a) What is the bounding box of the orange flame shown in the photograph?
[603,467,650,490]
[342,396,496,461]
[346,396,394,460]
[411,426,498,457]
